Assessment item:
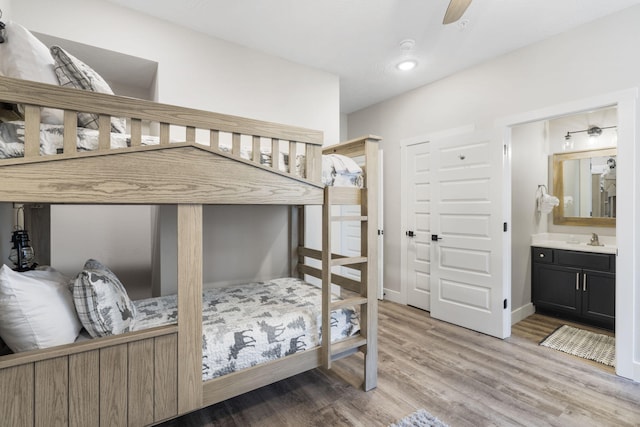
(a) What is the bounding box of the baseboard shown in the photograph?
[383,295,535,324]
[511,302,535,325]
[630,360,640,383]
[383,288,404,305]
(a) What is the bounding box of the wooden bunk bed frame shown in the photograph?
[0,76,380,426]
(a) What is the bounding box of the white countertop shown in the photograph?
[531,233,617,254]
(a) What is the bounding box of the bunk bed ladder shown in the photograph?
[321,186,376,389]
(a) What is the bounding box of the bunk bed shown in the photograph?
[0,75,380,426]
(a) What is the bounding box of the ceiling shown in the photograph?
[104,0,640,114]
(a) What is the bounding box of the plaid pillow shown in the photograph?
[50,46,126,133]
[72,259,137,338]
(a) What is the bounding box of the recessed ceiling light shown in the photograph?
[396,39,418,71]
[397,59,417,71]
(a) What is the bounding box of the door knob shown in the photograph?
[431,234,442,241]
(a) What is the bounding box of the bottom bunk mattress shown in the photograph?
[131,277,359,381]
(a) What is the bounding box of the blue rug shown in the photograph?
[389,409,449,427]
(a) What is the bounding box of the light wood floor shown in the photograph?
[158,301,640,427]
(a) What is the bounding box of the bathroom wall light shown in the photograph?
[587,126,603,137]
[564,125,615,140]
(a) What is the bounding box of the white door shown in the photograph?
[430,130,509,339]
[405,142,432,311]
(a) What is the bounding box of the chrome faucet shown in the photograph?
[588,233,602,246]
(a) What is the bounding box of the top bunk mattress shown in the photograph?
[0,121,364,187]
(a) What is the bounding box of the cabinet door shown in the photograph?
[581,269,615,329]
[533,263,581,315]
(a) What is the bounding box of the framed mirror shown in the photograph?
[552,147,616,227]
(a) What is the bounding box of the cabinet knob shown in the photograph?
[539,253,545,258]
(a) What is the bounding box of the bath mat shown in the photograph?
[540,325,615,367]
[388,409,449,427]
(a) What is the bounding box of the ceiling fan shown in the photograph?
[443,0,473,24]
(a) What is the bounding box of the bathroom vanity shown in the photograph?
[531,234,615,330]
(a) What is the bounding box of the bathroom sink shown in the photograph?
[531,233,616,254]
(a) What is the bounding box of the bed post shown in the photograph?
[321,190,332,370]
[22,203,51,267]
[362,138,379,391]
[177,204,203,414]
[289,205,304,279]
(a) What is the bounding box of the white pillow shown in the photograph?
[50,46,126,133]
[0,21,64,125]
[0,265,82,353]
[72,259,136,338]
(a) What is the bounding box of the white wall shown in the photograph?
[12,0,339,294]
[0,0,10,19]
[349,5,640,296]
[340,113,349,142]
[12,0,339,138]
[51,206,153,300]
[510,121,548,319]
[348,6,640,380]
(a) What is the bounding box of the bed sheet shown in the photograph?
[132,277,359,381]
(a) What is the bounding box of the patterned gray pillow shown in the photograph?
[72,259,137,338]
[50,46,126,133]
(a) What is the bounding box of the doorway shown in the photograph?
[501,88,637,380]
[510,107,618,326]
[510,107,617,370]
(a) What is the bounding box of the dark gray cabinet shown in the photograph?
[532,246,615,330]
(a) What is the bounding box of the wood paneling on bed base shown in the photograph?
[0,328,178,427]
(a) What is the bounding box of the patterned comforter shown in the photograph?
[132,277,360,382]
[0,121,152,157]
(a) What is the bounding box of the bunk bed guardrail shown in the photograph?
[0,76,324,184]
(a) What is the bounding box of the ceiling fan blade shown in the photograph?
[443,0,472,24]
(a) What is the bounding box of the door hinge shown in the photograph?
[503,222,508,232]
[406,230,415,237]
[378,229,384,236]
[503,299,508,309]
